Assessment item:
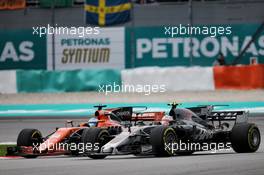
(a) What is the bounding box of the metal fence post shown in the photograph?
[51,0,56,71]
[130,2,135,68]
[188,0,193,66]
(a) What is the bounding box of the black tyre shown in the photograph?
[231,123,261,153]
[81,128,110,159]
[67,129,85,156]
[17,129,42,158]
[150,126,177,157]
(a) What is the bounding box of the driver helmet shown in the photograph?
[161,115,173,126]
[88,117,98,127]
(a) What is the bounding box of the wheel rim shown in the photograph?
[165,132,176,144]
[164,130,176,155]
[250,129,260,147]
[97,132,109,152]
[31,131,42,146]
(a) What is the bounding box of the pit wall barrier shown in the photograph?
[213,64,264,90]
[0,69,121,93]
[0,64,263,93]
[121,66,215,91]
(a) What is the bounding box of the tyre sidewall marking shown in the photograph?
[31,131,41,138]
[163,128,176,155]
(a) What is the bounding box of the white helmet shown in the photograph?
[161,115,173,126]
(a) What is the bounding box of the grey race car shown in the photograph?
[80,103,261,159]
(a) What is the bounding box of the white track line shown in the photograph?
[0,142,16,145]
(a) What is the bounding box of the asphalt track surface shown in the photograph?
[1,90,264,104]
[0,117,264,175]
[0,91,264,175]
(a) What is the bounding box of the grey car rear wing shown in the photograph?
[188,106,249,124]
[208,111,249,123]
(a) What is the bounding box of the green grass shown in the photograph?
[0,145,16,156]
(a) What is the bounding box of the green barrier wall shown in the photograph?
[16,69,121,93]
[125,24,264,68]
[1,24,263,70]
[39,0,73,8]
[0,29,47,70]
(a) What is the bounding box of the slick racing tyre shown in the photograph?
[150,126,177,157]
[68,129,85,156]
[17,128,43,158]
[81,128,110,159]
[231,123,261,153]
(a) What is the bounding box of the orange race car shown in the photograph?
[7,105,164,158]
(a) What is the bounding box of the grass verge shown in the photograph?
[0,145,16,156]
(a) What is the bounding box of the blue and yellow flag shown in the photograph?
[85,0,132,26]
